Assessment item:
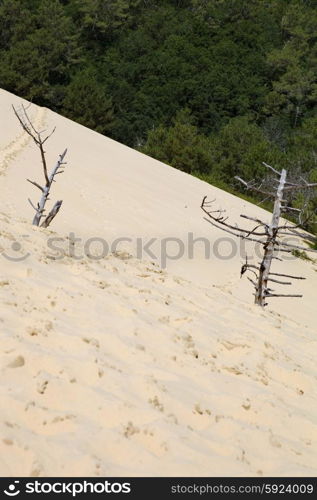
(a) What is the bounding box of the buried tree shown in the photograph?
[201,163,317,307]
[12,104,68,228]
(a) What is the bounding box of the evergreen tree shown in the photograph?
[71,0,141,41]
[141,109,212,174]
[265,1,317,127]
[209,116,285,181]
[0,0,80,106]
[63,69,115,134]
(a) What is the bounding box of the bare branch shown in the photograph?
[262,162,281,176]
[42,126,56,144]
[269,272,305,280]
[41,200,63,228]
[268,278,291,285]
[12,106,39,149]
[266,294,303,298]
[28,198,38,212]
[247,276,258,288]
[201,197,267,237]
[284,182,317,192]
[27,179,44,192]
[244,224,267,239]
[281,206,301,213]
[234,176,275,198]
[281,227,316,242]
[203,217,266,245]
[21,103,40,136]
[240,214,268,226]
[276,240,317,253]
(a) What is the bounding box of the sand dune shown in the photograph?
[0,88,316,476]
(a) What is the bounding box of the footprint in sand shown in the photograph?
[35,374,49,395]
[7,355,25,368]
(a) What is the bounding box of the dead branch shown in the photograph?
[234,176,275,198]
[27,179,44,192]
[267,278,292,285]
[247,276,258,288]
[262,162,281,177]
[275,239,317,253]
[240,214,268,226]
[41,200,63,228]
[269,272,305,280]
[201,197,267,237]
[266,294,303,298]
[28,198,38,211]
[202,217,266,245]
[278,227,316,243]
[283,183,317,192]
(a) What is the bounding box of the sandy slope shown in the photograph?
[0,89,316,477]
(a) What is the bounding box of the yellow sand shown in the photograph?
[0,89,316,477]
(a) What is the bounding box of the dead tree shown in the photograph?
[201,163,317,307]
[12,104,68,228]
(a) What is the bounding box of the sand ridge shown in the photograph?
[0,104,47,176]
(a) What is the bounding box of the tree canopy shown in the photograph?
[0,0,316,235]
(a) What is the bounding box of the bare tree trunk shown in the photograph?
[32,149,67,226]
[255,169,286,306]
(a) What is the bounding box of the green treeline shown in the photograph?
[0,0,316,233]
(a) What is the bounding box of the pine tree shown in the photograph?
[265,2,317,127]
[0,0,80,106]
[141,109,212,174]
[63,69,115,135]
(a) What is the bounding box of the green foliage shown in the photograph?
[288,117,317,172]
[62,68,115,134]
[292,249,314,262]
[140,109,212,174]
[0,0,80,106]
[0,0,34,49]
[209,116,285,181]
[0,0,316,235]
[309,239,317,251]
[70,0,141,42]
